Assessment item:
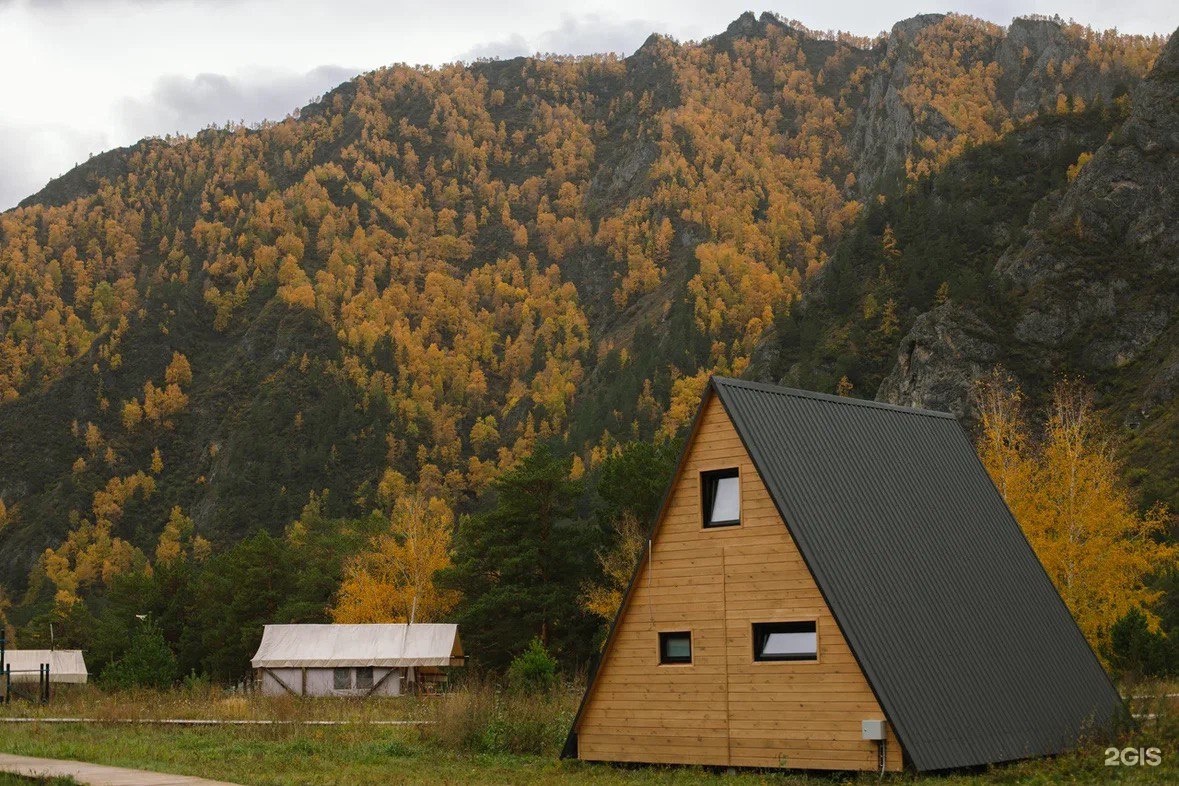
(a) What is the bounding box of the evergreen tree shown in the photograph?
[1106,607,1170,680]
[439,446,597,670]
[100,618,178,690]
[595,440,679,524]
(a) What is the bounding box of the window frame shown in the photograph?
[752,620,819,663]
[355,666,374,690]
[701,467,741,528]
[333,666,353,690]
[658,631,693,665]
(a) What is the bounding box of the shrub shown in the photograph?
[1106,607,1171,680]
[507,637,557,692]
[100,620,179,690]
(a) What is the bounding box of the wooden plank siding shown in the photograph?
[576,393,904,771]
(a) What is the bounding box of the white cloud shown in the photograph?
[534,13,655,56]
[117,65,359,139]
[0,123,109,210]
[460,33,531,62]
[1,1,1175,210]
[458,14,656,61]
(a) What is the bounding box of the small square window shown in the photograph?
[355,666,374,690]
[702,468,740,527]
[333,667,352,689]
[753,621,817,661]
[659,631,692,664]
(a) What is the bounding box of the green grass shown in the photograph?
[0,684,1175,785]
[0,723,1175,786]
[0,773,77,785]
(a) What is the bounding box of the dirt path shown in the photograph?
[0,753,243,786]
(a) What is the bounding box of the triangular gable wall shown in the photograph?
[571,390,903,770]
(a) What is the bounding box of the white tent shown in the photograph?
[251,623,462,668]
[249,624,463,697]
[2,650,88,684]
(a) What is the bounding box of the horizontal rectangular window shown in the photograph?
[659,631,692,664]
[333,667,352,689]
[702,468,740,527]
[753,621,817,661]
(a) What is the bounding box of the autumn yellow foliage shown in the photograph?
[976,372,1176,654]
[331,495,460,624]
[155,506,211,565]
[582,512,646,628]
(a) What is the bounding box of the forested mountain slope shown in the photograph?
[752,24,1178,509]
[0,12,1168,607]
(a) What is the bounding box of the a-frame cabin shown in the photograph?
[563,377,1121,772]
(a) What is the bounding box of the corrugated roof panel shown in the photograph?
[712,377,1121,771]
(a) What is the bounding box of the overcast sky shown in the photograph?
[1,1,1175,211]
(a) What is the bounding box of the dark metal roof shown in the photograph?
[711,377,1122,771]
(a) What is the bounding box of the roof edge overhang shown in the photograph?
[251,658,457,669]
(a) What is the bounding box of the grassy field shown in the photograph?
[0,683,1175,785]
[0,776,76,786]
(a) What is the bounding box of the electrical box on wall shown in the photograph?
[862,719,887,740]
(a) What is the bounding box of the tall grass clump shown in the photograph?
[425,671,580,755]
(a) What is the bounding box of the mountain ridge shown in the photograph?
[0,12,1172,602]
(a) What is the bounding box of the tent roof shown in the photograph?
[566,377,1121,771]
[250,624,462,668]
[3,649,88,683]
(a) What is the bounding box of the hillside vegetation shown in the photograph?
[0,12,1173,677]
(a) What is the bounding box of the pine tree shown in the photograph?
[438,446,597,669]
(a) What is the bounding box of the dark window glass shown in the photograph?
[333,667,352,689]
[659,631,692,664]
[355,666,374,690]
[702,468,740,527]
[753,621,817,661]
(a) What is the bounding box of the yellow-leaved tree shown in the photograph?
[155,506,211,565]
[582,512,646,629]
[976,371,1175,654]
[331,495,459,624]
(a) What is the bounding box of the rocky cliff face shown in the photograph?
[850,15,1157,195]
[848,14,947,195]
[875,303,1000,420]
[873,28,1179,506]
[878,27,1178,418]
[999,28,1179,369]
